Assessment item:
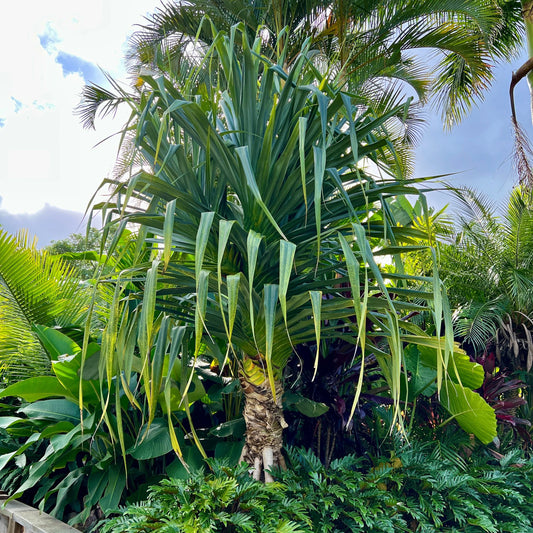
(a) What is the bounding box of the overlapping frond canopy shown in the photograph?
[0,230,90,382]
[441,186,533,357]
[125,0,523,129]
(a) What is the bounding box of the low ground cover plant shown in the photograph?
[100,444,533,532]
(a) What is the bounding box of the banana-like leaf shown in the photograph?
[440,378,497,445]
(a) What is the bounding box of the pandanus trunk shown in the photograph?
[239,376,288,482]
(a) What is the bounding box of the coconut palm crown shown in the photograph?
[126,0,523,128]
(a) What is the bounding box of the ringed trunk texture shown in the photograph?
[239,376,288,482]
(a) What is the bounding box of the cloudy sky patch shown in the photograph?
[0,1,160,245]
[0,1,531,247]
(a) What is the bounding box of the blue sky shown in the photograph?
[0,1,161,246]
[0,2,531,246]
[415,57,532,212]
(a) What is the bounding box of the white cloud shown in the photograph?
[0,0,161,217]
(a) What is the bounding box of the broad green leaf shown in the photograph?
[0,377,73,402]
[408,342,484,390]
[0,416,20,428]
[129,419,173,460]
[404,345,438,398]
[8,460,51,500]
[18,399,81,424]
[51,469,85,518]
[214,441,245,467]
[78,469,108,524]
[99,464,126,513]
[40,421,75,439]
[440,379,497,445]
[32,325,81,361]
[284,390,329,418]
[209,418,246,438]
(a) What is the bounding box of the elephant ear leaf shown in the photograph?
[440,379,496,445]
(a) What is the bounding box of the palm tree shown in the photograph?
[439,186,533,371]
[77,0,523,185]
[0,230,90,382]
[92,25,488,480]
[125,0,523,128]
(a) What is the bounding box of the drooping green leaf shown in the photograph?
[99,464,127,513]
[440,378,497,445]
[18,399,81,424]
[129,419,174,460]
[284,390,329,418]
[0,377,73,402]
[264,284,280,397]
[279,240,296,327]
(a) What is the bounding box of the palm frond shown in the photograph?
[0,230,90,381]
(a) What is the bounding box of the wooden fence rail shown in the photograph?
[0,500,78,533]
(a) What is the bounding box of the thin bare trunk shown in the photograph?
[239,376,287,482]
[509,2,533,186]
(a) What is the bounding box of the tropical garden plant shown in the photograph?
[125,0,523,127]
[101,444,533,532]
[76,20,499,485]
[438,186,533,370]
[0,229,90,382]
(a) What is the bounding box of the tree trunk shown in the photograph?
[239,376,288,482]
[523,0,533,124]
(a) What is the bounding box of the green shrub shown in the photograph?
[101,444,533,533]
[100,461,311,532]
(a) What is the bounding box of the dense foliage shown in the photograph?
[101,445,533,533]
[2,2,533,531]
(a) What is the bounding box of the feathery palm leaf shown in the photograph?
[440,186,533,366]
[0,230,90,382]
[124,0,523,129]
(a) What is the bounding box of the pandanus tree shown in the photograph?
[89,24,494,479]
